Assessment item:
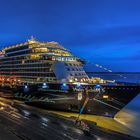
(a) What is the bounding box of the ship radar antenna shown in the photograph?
[30,35,36,41]
[28,35,38,43]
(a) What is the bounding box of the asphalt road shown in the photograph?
[0,97,139,140]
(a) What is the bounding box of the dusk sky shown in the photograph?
[0,0,140,72]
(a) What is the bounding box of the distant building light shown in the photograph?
[95,64,99,67]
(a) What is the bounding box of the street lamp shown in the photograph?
[24,84,29,92]
[61,83,69,90]
[76,83,82,89]
[94,84,102,92]
[42,83,48,89]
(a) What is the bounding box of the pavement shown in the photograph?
[0,123,21,140]
[48,111,140,139]
[0,97,139,140]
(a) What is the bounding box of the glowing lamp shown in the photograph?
[63,83,66,86]
[78,93,82,100]
[42,83,48,89]
[24,84,29,92]
[61,83,69,90]
[69,79,73,82]
[95,84,102,88]
[76,83,82,89]
[103,95,109,99]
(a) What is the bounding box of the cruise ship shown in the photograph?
[0,37,140,117]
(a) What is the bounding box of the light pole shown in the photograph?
[76,87,89,121]
[76,85,105,122]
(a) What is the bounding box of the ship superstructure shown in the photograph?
[0,37,88,84]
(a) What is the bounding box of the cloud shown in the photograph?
[60,25,140,47]
[123,52,140,61]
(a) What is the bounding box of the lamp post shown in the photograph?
[76,85,105,122]
[94,84,105,98]
[76,87,89,121]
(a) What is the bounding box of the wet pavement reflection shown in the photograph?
[0,98,138,140]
